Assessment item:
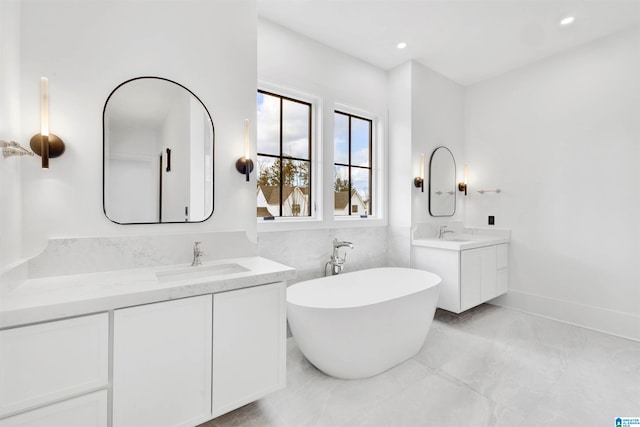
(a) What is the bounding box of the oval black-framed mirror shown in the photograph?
[103,77,214,224]
[428,146,456,217]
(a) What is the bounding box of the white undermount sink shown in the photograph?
[156,263,250,283]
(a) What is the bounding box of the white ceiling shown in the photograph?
[257,0,640,85]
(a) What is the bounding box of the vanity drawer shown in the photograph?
[0,390,107,427]
[0,313,109,417]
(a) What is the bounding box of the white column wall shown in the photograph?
[0,0,23,269]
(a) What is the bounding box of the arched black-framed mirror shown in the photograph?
[103,77,214,224]
[428,146,456,217]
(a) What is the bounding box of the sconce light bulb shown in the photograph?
[40,77,49,137]
[30,77,65,168]
[244,118,250,160]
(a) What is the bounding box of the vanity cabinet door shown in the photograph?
[460,248,483,311]
[212,282,286,418]
[496,244,509,296]
[411,246,461,312]
[113,295,212,427]
[461,246,499,310]
[480,246,498,301]
[0,390,107,427]
[0,313,108,418]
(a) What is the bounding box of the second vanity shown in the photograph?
[0,244,296,427]
[411,226,510,314]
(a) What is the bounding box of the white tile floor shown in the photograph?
[202,304,640,426]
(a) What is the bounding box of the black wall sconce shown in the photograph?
[458,163,468,195]
[236,119,254,182]
[29,77,65,169]
[414,153,424,192]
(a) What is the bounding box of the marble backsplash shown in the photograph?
[24,231,257,279]
[258,226,388,284]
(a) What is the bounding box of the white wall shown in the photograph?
[18,0,257,258]
[464,27,640,340]
[411,62,465,226]
[387,61,465,267]
[387,62,412,267]
[0,0,22,269]
[257,19,389,279]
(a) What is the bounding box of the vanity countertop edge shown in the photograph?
[0,256,296,329]
[411,235,510,251]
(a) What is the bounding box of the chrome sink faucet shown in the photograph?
[438,225,455,239]
[191,241,205,266]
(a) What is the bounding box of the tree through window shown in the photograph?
[256,90,312,217]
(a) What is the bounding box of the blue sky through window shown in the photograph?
[257,92,310,160]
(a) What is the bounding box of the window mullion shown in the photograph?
[369,119,373,215]
[348,116,352,216]
[279,97,283,217]
[307,100,312,216]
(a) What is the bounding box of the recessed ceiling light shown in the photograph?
[560,16,575,26]
[397,42,407,49]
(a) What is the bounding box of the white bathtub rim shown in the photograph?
[287,267,441,309]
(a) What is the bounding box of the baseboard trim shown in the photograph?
[490,290,640,342]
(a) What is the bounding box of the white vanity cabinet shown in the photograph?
[0,313,109,425]
[112,282,287,427]
[112,294,213,427]
[212,281,286,417]
[412,243,509,314]
[0,255,294,427]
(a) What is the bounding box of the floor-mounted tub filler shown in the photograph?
[287,267,441,379]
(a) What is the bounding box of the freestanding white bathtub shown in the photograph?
[287,267,441,379]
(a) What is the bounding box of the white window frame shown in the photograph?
[257,81,323,230]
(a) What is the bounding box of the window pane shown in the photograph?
[334,113,349,164]
[282,99,310,160]
[351,166,370,215]
[351,117,370,167]
[334,165,350,216]
[282,160,310,217]
[257,93,280,156]
[257,156,310,217]
[257,155,278,217]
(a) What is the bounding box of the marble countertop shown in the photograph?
[0,256,296,329]
[412,234,510,251]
